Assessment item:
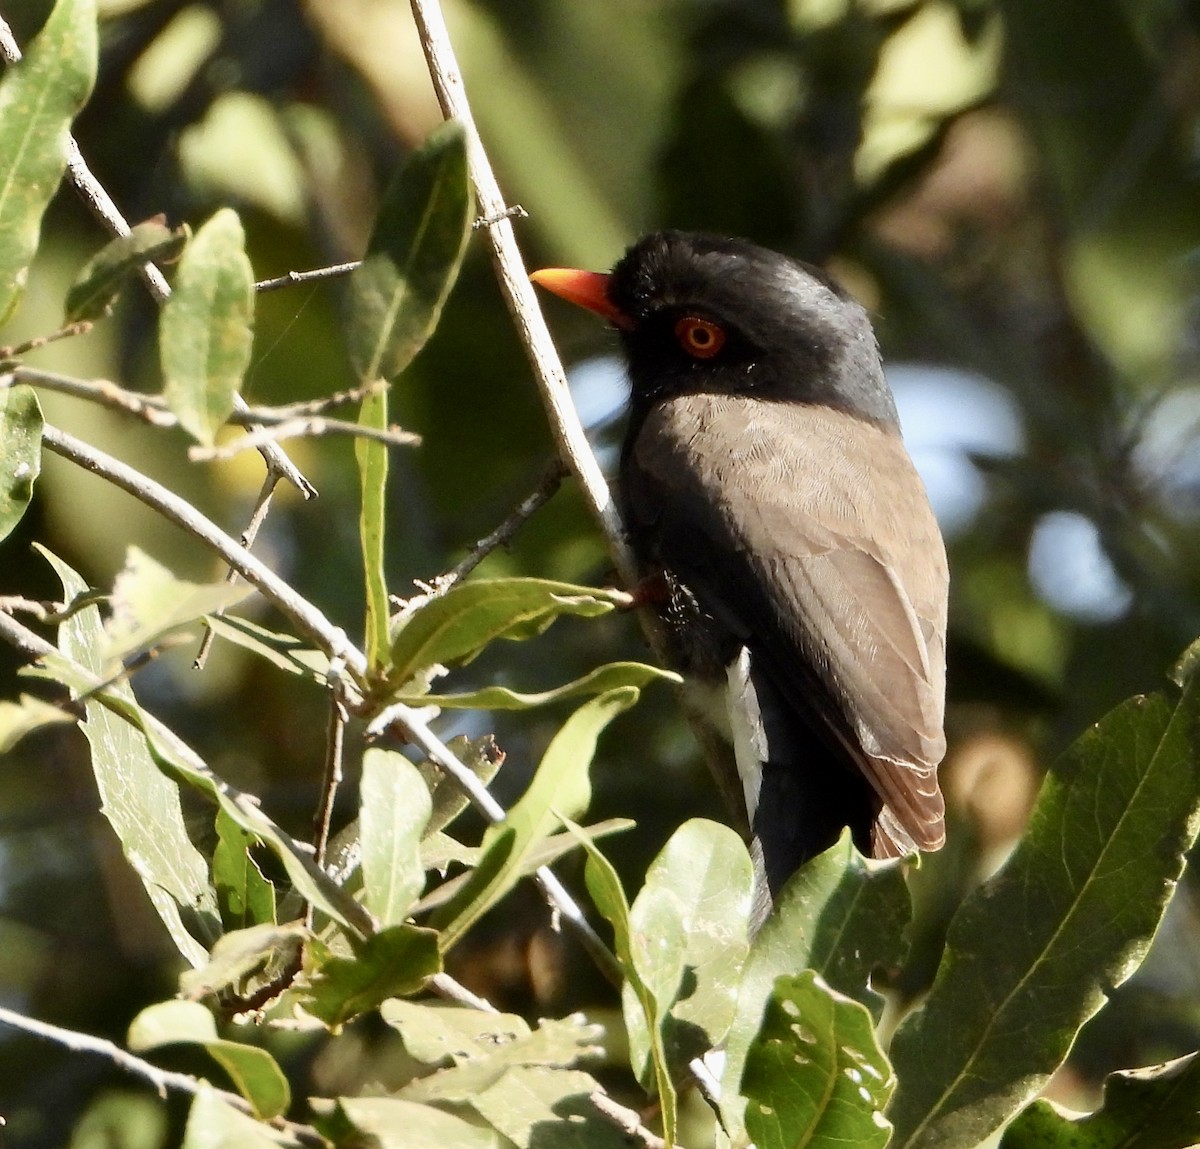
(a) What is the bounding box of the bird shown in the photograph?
[532,231,948,924]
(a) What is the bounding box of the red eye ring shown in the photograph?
[674,316,725,359]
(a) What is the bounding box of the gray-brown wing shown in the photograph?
[625,393,948,853]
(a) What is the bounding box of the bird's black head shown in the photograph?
[605,231,899,429]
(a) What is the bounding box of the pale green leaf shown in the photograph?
[0,384,42,541]
[65,218,188,321]
[360,748,431,926]
[160,208,254,445]
[0,0,97,325]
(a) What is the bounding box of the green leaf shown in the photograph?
[128,1000,290,1120]
[346,118,472,384]
[741,971,895,1149]
[381,999,531,1065]
[41,547,219,967]
[567,819,678,1146]
[181,1087,288,1148]
[159,208,254,446]
[300,924,441,1027]
[431,687,637,951]
[200,614,329,684]
[386,578,630,690]
[331,1098,500,1149]
[888,679,1200,1149]
[0,0,97,326]
[0,692,73,752]
[397,1015,605,1103]
[349,120,470,665]
[360,748,431,926]
[0,384,42,542]
[357,382,390,666]
[212,808,276,931]
[470,1065,628,1149]
[624,819,753,1080]
[1001,1052,1200,1149]
[393,660,682,710]
[23,569,371,939]
[721,832,909,1136]
[179,922,306,1006]
[104,547,253,663]
[64,219,188,322]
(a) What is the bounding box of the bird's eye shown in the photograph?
[674,316,726,359]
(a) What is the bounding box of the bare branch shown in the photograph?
[589,1090,668,1149]
[187,417,420,462]
[39,423,368,679]
[434,459,566,590]
[0,1004,324,1147]
[255,261,361,293]
[6,366,177,425]
[407,0,636,588]
[428,972,500,1012]
[193,473,280,670]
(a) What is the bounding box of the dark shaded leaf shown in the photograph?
[64,219,188,321]
[300,925,441,1027]
[1001,1052,1200,1149]
[888,680,1200,1149]
[212,808,276,931]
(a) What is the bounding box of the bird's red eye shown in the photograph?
[674,316,725,359]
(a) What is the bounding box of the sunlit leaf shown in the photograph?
[722,832,909,1136]
[179,922,307,1006]
[0,0,97,326]
[330,1098,500,1149]
[393,660,681,710]
[360,748,431,926]
[431,688,637,951]
[129,1000,290,1120]
[104,546,252,663]
[0,384,42,542]
[0,692,73,752]
[888,679,1200,1149]
[181,1087,288,1148]
[300,925,441,1028]
[40,547,219,967]
[385,578,629,691]
[381,999,530,1065]
[159,208,254,446]
[566,818,678,1145]
[742,972,895,1149]
[624,819,752,1080]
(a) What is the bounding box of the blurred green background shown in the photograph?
[2,0,1200,1143]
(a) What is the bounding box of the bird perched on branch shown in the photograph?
[533,231,948,925]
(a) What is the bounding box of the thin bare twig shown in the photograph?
[313,685,349,868]
[589,1090,668,1149]
[255,261,361,293]
[407,0,636,588]
[187,417,420,462]
[0,320,93,358]
[0,1005,325,1146]
[435,459,566,590]
[39,423,368,679]
[193,473,279,670]
[428,972,500,1012]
